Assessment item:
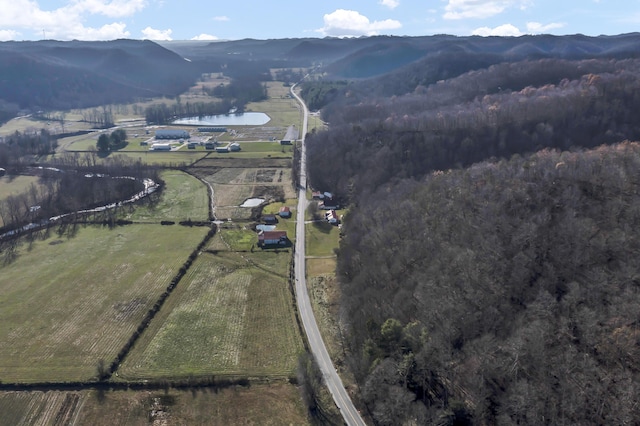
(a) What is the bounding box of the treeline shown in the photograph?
[307,58,640,201]
[300,81,349,111]
[0,156,160,234]
[305,56,640,425]
[336,144,640,424]
[144,99,233,125]
[207,77,268,108]
[0,129,58,171]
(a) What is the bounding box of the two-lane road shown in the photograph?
[291,83,366,426]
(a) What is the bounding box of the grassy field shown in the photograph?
[0,175,43,227]
[0,224,209,383]
[119,249,303,379]
[124,170,209,222]
[0,384,309,426]
[306,220,342,257]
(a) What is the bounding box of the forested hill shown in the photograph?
[338,144,640,424]
[302,40,640,425]
[0,39,199,122]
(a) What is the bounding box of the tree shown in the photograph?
[96,133,110,152]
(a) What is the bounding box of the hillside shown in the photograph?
[303,38,640,425]
[0,39,200,120]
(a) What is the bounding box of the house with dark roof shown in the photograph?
[262,214,278,225]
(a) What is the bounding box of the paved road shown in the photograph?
[290,83,366,426]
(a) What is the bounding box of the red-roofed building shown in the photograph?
[278,206,291,218]
[258,230,289,247]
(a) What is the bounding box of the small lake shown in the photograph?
[173,112,270,126]
[240,198,265,208]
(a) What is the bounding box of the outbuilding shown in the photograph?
[278,206,291,218]
[263,214,278,225]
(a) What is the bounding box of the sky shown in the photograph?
[0,0,638,42]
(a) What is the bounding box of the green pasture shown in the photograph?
[0,224,209,383]
[245,81,302,129]
[118,251,303,380]
[306,219,341,257]
[0,175,40,200]
[124,170,209,222]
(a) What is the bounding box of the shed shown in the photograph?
[150,143,171,151]
[263,214,278,225]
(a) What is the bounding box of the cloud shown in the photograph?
[318,9,402,37]
[191,33,218,41]
[526,21,566,33]
[61,22,130,40]
[68,0,148,18]
[472,23,522,36]
[213,15,229,22]
[444,0,530,20]
[0,29,20,41]
[472,20,565,37]
[141,26,173,40]
[0,0,145,40]
[380,0,400,9]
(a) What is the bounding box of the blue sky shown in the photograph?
[0,0,638,41]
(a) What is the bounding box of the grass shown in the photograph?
[0,384,309,426]
[119,250,303,379]
[0,175,41,200]
[124,170,210,222]
[307,257,337,276]
[306,220,341,257]
[0,224,209,383]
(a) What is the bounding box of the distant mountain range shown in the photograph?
[2,33,640,124]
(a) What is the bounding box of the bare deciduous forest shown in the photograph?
[305,56,640,425]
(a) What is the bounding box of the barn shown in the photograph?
[155,129,190,140]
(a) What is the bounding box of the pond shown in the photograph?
[240,198,265,207]
[173,112,270,126]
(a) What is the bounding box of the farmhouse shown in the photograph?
[155,129,190,140]
[325,209,339,225]
[258,230,288,247]
[278,206,291,218]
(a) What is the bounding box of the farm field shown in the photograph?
[0,224,209,383]
[0,384,309,426]
[189,160,295,221]
[119,248,303,380]
[124,170,210,222]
